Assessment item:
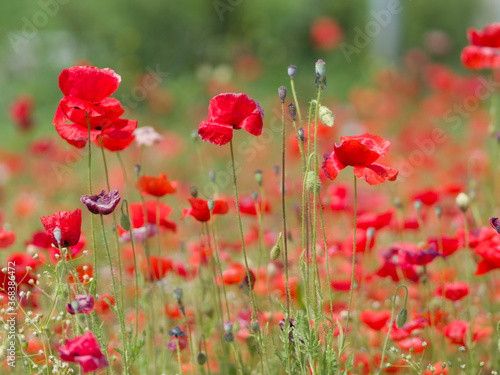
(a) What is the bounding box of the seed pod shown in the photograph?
[288,65,297,79]
[190,186,198,198]
[456,192,470,213]
[306,171,320,194]
[315,59,326,81]
[197,352,207,365]
[288,103,297,121]
[254,170,263,186]
[278,86,287,102]
[207,199,215,213]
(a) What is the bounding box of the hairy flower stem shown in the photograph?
[207,220,230,320]
[463,212,477,372]
[176,338,183,375]
[378,285,409,374]
[85,113,98,296]
[100,214,129,373]
[229,140,259,317]
[318,191,334,324]
[280,102,291,317]
[343,174,358,348]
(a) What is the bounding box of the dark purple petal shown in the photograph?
[80,190,121,215]
[489,217,500,234]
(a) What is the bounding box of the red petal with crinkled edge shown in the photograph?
[334,133,390,167]
[468,23,500,48]
[59,66,121,102]
[94,134,135,152]
[239,110,263,136]
[322,152,346,180]
[103,119,138,139]
[353,163,398,185]
[208,93,258,126]
[461,46,500,70]
[198,121,233,146]
[475,259,498,275]
[55,97,124,127]
[55,123,101,148]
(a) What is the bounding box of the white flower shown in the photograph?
[133,126,163,147]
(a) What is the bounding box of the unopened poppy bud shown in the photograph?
[396,308,407,328]
[288,103,297,121]
[190,186,198,198]
[306,171,320,194]
[207,199,215,213]
[456,193,470,213]
[394,197,403,209]
[251,319,260,333]
[120,214,131,231]
[319,105,335,127]
[435,205,442,218]
[190,129,198,141]
[209,169,216,183]
[366,227,375,240]
[288,65,297,79]
[251,191,259,202]
[134,165,141,176]
[413,200,422,212]
[173,287,183,301]
[270,245,281,261]
[197,352,207,365]
[278,86,287,102]
[53,228,62,245]
[315,59,326,81]
[254,170,263,186]
[273,165,280,176]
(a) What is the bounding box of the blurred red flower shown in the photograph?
[58,331,108,373]
[462,23,500,69]
[436,281,469,302]
[310,16,343,51]
[198,93,264,145]
[0,227,15,248]
[10,95,34,131]
[181,198,229,222]
[322,133,398,185]
[137,174,177,197]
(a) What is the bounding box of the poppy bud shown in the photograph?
[197,352,207,365]
[319,105,335,127]
[306,171,320,193]
[456,193,470,213]
[413,200,422,212]
[251,191,259,202]
[209,169,216,183]
[120,214,131,231]
[288,103,297,121]
[288,65,297,79]
[278,86,287,103]
[207,199,215,213]
[53,227,62,245]
[173,287,183,301]
[190,129,199,141]
[190,186,198,198]
[223,321,233,335]
[366,227,375,240]
[254,170,263,186]
[396,308,407,328]
[435,205,442,218]
[134,164,141,176]
[251,319,260,333]
[394,197,403,209]
[270,245,281,261]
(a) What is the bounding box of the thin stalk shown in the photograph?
[85,112,97,295]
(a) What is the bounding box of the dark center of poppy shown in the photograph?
[95,126,102,130]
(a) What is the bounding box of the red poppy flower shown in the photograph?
[423,362,448,375]
[181,198,229,222]
[238,196,271,216]
[359,309,391,331]
[462,23,500,69]
[1,252,37,288]
[0,227,15,248]
[141,255,172,281]
[93,133,135,151]
[397,337,427,353]
[53,66,137,148]
[128,201,176,232]
[10,95,34,131]
[443,320,468,346]
[436,282,469,302]
[322,133,398,185]
[137,174,177,197]
[427,235,459,256]
[58,331,109,373]
[198,93,264,146]
[40,209,82,247]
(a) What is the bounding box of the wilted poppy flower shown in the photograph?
[462,23,500,69]
[0,227,15,248]
[198,93,264,146]
[58,331,109,373]
[53,66,137,148]
[66,294,95,315]
[80,190,120,215]
[137,174,177,196]
[10,95,34,131]
[489,217,500,234]
[40,209,82,247]
[436,282,469,302]
[322,133,398,185]
[181,198,229,222]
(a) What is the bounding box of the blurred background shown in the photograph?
[1,0,499,143]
